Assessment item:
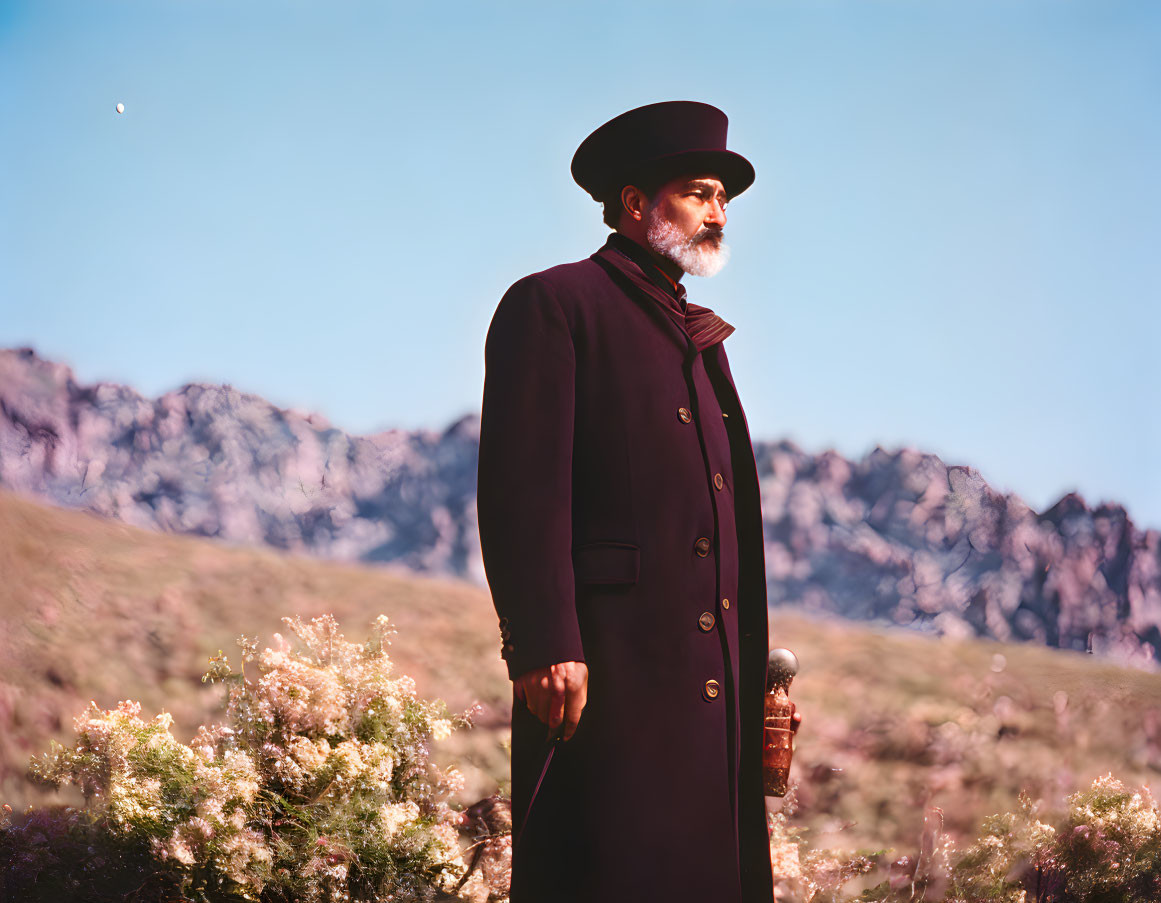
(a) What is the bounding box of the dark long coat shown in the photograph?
[476,234,774,903]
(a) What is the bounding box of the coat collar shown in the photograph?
[591,235,736,357]
[591,238,755,462]
[604,232,687,302]
[591,238,695,357]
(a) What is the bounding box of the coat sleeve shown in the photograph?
[477,274,583,681]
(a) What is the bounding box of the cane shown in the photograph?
[511,725,563,856]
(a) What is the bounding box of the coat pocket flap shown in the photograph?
[572,541,640,586]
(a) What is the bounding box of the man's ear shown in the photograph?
[620,185,648,223]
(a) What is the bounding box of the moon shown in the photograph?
[116,103,125,114]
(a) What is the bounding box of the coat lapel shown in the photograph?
[705,344,756,450]
[591,243,698,362]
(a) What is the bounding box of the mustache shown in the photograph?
[692,227,724,245]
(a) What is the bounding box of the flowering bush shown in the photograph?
[3,615,480,903]
[776,774,1161,902]
[929,774,1160,902]
[1050,774,1161,901]
[767,786,880,902]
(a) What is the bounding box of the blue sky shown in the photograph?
[2,1,1159,527]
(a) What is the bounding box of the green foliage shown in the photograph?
[5,615,481,903]
[1046,775,1161,903]
[937,791,1054,902]
[771,774,1161,903]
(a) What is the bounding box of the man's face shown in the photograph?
[644,175,730,278]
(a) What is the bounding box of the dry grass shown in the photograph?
[770,610,1161,854]
[2,488,1160,859]
[0,489,511,811]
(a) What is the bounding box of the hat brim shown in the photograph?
[594,148,756,201]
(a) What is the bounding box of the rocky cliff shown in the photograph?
[3,347,1158,666]
[756,441,1160,667]
[0,348,481,579]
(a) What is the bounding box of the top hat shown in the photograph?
[571,101,755,202]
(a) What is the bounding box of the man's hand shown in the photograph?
[514,661,588,742]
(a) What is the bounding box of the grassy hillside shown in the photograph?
[2,489,1159,857]
[773,610,1161,852]
[0,489,512,811]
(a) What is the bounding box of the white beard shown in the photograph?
[645,208,730,277]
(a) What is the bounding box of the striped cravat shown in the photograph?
[671,281,736,351]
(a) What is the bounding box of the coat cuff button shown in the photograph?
[702,679,720,701]
[694,537,711,557]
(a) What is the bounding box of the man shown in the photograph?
[477,101,796,903]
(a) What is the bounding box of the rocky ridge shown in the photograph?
[0,348,481,579]
[3,347,1158,666]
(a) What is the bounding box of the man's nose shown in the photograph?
[705,199,727,228]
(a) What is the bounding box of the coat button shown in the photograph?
[703,679,720,701]
[713,473,724,491]
[677,407,692,423]
[722,597,730,610]
[698,612,715,632]
[694,537,711,557]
